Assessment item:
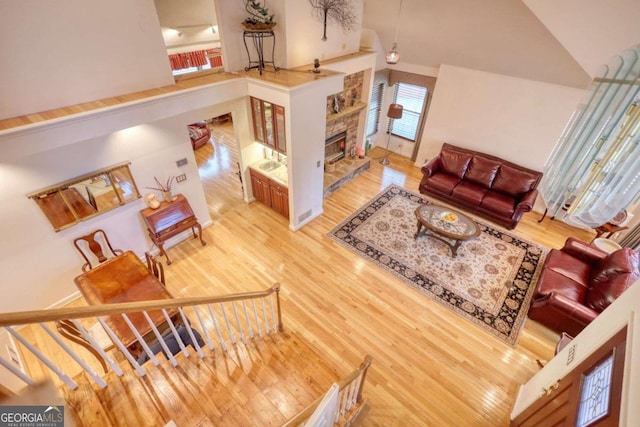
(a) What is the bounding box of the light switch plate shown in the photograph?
[176,174,187,183]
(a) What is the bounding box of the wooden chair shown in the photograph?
[145,252,165,285]
[55,320,114,373]
[73,229,123,272]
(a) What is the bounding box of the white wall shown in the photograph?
[524,0,640,78]
[0,0,174,120]
[283,0,364,68]
[215,0,363,73]
[0,80,251,312]
[511,280,640,425]
[415,65,585,176]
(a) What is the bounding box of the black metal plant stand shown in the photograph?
[243,29,279,75]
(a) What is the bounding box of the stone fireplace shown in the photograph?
[322,71,370,197]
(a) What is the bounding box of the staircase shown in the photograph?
[0,286,372,426]
[61,330,341,426]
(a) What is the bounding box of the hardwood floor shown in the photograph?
[16,122,595,425]
[180,122,595,425]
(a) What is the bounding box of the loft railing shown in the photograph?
[282,355,373,427]
[0,285,282,391]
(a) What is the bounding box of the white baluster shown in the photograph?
[261,298,270,334]
[162,309,189,357]
[251,300,263,338]
[220,303,236,344]
[352,372,364,405]
[72,320,123,376]
[121,313,160,366]
[6,327,77,390]
[193,306,215,350]
[241,300,254,339]
[270,293,277,333]
[346,381,356,411]
[339,388,348,415]
[0,356,35,386]
[207,304,227,351]
[96,318,144,377]
[39,323,106,388]
[178,308,204,358]
[231,302,246,344]
[142,312,177,367]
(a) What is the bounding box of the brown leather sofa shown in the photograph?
[418,143,542,229]
[528,237,640,336]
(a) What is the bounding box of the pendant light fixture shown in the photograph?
[385,0,403,64]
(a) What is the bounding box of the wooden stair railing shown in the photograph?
[0,285,282,391]
[282,355,373,426]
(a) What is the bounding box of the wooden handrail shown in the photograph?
[0,284,281,327]
[282,355,373,426]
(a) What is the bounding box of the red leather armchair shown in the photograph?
[528,237,640,336]
[188,122,211,150]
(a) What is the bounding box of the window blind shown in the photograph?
[366,82,384,136]
[390,82,428,141]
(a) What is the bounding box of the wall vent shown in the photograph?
[298,209,312,223]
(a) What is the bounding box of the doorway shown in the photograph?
[194,114,245,218]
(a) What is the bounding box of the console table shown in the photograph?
[140,194,206,265]
[243,29,279,75]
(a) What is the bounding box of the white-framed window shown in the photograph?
[390,82,428,141]
[366,82,384,136]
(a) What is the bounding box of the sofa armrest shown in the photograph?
[515,189,538,213]
[421,157,442,178]
[533,292,599,325]
[562,237,607,264]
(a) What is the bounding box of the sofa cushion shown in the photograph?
[543,249,592,287]
[536,268,590,303]
[586,249,640,311]
[424,174,460,195]
[480,191,515,216]
[465,156,502,188]
[492,164,540,197]
[440,146,473,179]
[451,181,486,206]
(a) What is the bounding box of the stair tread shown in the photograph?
[98,362,167,427]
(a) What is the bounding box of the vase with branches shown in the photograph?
[146,176,176,202]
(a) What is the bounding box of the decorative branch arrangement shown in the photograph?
[146,176,175,193]
[308,0,357,41]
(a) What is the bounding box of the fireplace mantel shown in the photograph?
[326,102,367,124]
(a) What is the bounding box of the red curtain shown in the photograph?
[168,49,217,71]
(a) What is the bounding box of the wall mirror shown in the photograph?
[28,162,141,231]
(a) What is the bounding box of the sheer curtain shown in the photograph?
[539,45,640,228]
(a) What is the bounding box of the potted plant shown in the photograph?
[242,0,276,30]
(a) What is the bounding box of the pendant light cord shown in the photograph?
[392,0,403,45]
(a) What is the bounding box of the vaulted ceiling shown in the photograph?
[362,0,591,88]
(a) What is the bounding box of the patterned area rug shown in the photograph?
[327,185,547,346]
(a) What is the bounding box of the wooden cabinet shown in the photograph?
[250,97,286,154]
[269,180,289,219]
[249,168,289,219]
[249,168,272,207]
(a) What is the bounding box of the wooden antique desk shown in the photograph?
[74,251,175,352]
[140,194,206,265]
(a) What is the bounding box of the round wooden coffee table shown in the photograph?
[414,204,480,257]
